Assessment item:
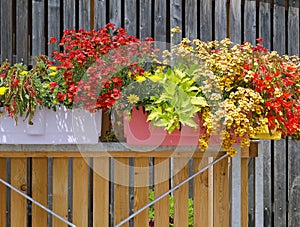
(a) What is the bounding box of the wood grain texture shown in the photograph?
[11,158,27,227]
[231,152,241,227]
[0,158,6,227]
[139,0,152,39]
[186,0,197,40]
[215,0,227,40]
[32,158,48,227]
[173,158,189,227]
[154,157,169,227]
[288,0,299,55]
[109,0,122,28]
[134,158,149,226]
[194,157,209,227]
[263,141,272,227]
[94,0,106,29]
[72,158,89,227]
[255,141,264,227]
[1,0,13,62]
[93,157,109,227]
[79,0,91,30]
[32,0,45,59]
[229,0,242,44]
[48,0,60,55]
[274,139,287,226]
[241,157,248,227]
[199,0,212,41]
[213,157,229,227]
[53,158,68,227]
[114,157,129,227]
[273,0,286,55]
[244,0,256,45]
[64,0,76,29]
[125,0,137,36]
[288,140,300,226]
[170,0,182,44]
[154,0,167,42]
[259,0,271,50]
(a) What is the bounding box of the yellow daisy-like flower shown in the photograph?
[135,76,146,83]
[49,66,57,71]
[20,71,28,75]
[0,87,8,95]
[127,94,140,104]
[49,72,57,76]
[148,75,161,82]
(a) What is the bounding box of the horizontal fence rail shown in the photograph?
[0,143,256,227]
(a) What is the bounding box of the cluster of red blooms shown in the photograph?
[49,23,153,111]
[245,38,300,135]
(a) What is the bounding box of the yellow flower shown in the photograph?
[127,94,140,104]
[135,76,146,83]
[49,66,57,71]
[20,71,28,75]
[0,87,8,95]
[49,72,57,76]
[148,75,161,82]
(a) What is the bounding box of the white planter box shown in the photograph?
[0,106,102,144]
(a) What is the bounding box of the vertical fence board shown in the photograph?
[139,0,152,39]
[263,141,272,227]
[79,0,91,30]
[154,157,169,227]
[134,158,149,226]
[0,158,6,226]
[244,0,256,44]
[1,0,13,62]
[241,155,248,227]
[214,157,229,227]
[288,140,300,226]
[174,158,189,227]
[32,0,45,60]
[255,142,264,227]
[199,0,212,41]
[288,0,299,55]
[64,0,76,29]
[48,0,60,55]
[53,158,68,227]
[93,157,109,227]
[186,0,197,40]
[109,0,122,28]
[73,158,89,227]
[94,0,106,29]
[114,157,129,227]
[170,0,182,44]
[231,152,241,227]
[194,157,209,227]
[259,0,271,50]
[10,158,27,227]
[214,0,227,40]
[230,0,242,43]
[125,0,137,36]
[32,158,48,227]
[273,0,286,54]
[274,139,287,226]
[154,0,167,42]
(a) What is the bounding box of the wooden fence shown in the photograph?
[0,143,256,227]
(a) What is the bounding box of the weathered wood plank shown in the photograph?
[244,0,256,45]
[52,158,68,227]
[93,157,109,227]
[125,0,137,36]
[139,0,152,39]
[194,157,209,227]
[263,141,272,227]
[186,0,197,40]
[288,140,300,226]
[32,0,45,59]
[255,141,264,227]
[48,0,60,55]
[72,158,89,227]
[259,0,271,50]
[109,0,122,28]
[134,158,149,226]
[79,0,91,30]
[0,158,6,227]
[1,0,13,62]
[114,157,129,227]
[215,0,227,40]
[154,0,167,42]
[174,158,189,227]
[248,157,255,226]
[94,0,106,29]
[199,0,212,41]
[273,0,286,54]
[170,0,182,44]
[288,0,299,55]
[10,158,27,227]
[214,157,229,227]
[230,0,242,43]
[154,157,169,227]
[32,158,48,227]
[231,152,241,227]
[64,0,76,29]
[274,139,287,226]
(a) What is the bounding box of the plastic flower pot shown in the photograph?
[0,106,102,144]
[250,125,281,140]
